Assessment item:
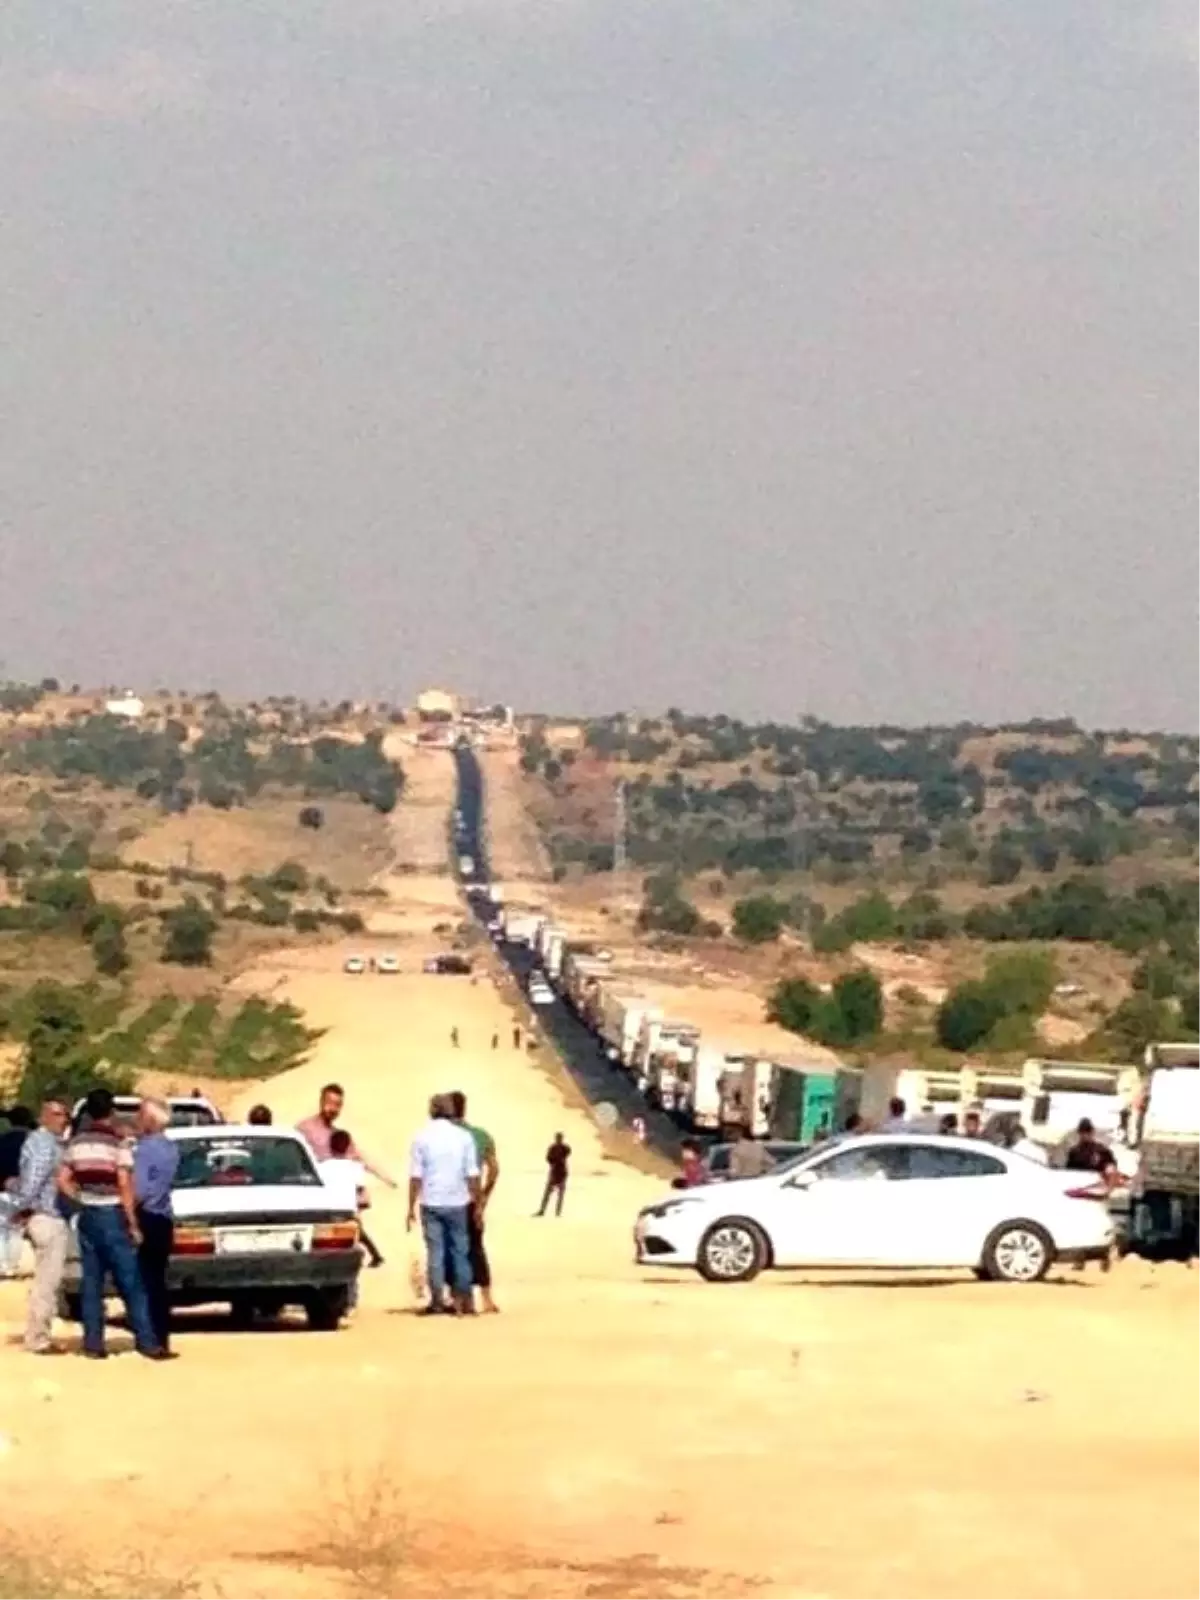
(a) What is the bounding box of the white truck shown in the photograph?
[1019,1059,1139,1156]
[1128,1042,1200,1259]
[638,1021,700,1114]
[501,910,543,947]
[598,992,659,1066]
[686,1043,754,1132]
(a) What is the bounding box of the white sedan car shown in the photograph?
[634,1134,1114,1284]
[61,1127,363,1330]
[528,981,554,1006]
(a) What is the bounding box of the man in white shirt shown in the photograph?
[407,1095,480,1316]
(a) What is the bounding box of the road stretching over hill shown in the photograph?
[453,742,684,1156]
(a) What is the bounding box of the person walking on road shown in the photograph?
[133,1098,180,1355]
[450,1027,460,1049]
[491,1031,499,1050]
[10,1097,69,1354]
[57,1087,170,1361]
[512,1025,522,1050]
[407,1094,480,1315]
[447,1091,500,1313]
[536,1134,571,1217]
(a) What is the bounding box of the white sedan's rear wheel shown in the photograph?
[696,1219,767,1283]
[981,1221,1054,1283]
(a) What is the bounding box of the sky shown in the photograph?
[0,1,1195,729]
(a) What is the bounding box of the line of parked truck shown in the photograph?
[492,904,1199,1257]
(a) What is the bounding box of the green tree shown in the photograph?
[839,892,897,943]
[1103,993,1175,1058]
[23,871,96,918]
[161,897,217,966]
[985,838,1024,886]
[767,976,825,1035]
[1179,985,1199,1035]
[88,908,130,976]
[15,981,130,1106]
[936,981,1007,1052]
[269,860,309,894]
[1132,954,1180,1001]
[732,894,786,943]
[826,967,884,1045]
[981,949,1059,1017]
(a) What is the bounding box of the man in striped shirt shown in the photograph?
[57,1088,170,1361]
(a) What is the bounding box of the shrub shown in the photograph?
[161,898,217,966]
[731,894,787,943]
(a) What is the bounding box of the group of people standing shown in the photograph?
[2,1088,178,1360]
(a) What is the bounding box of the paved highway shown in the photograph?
[452,744,684,1157]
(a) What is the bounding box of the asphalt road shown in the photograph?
[452,743,684,1157]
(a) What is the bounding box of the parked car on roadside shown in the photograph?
[59,1126,363,1331]
[343,955,367,974]
[634,1133,1115,1285]
[376,952,400,975]
[69,1093,222,1137]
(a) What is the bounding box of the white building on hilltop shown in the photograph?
[104,691,145,720]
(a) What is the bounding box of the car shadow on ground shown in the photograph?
[633,1272,1094,1290]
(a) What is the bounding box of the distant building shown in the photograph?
[416,687,458,724]
[104,692,145,720]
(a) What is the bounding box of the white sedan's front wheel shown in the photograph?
[981,1221,1055,1283]
[696,1219,768,1283]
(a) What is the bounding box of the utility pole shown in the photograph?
[613,778,627,878]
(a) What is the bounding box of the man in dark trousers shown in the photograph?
[447,1091,500,1312]
[58,1087,169,1360]
[536,1134,571,1217]
[133,1098,180,1354]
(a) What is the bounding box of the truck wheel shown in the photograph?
[305,1287,351,1330]
[696,1219,768,1283]
[980,1221,1054,1283]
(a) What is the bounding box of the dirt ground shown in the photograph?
[476,746,552,890]
[123,793,394,892]
[1,755,1196,1598]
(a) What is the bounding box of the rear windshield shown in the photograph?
[173,1136,320,1190]
[169,1106,220,1128]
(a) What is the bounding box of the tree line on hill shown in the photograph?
[2,712,403,816]
[520,712,1196,885]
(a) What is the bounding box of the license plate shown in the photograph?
[216,1226,313,1255]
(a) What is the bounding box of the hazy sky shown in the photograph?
[1,2,1195,728]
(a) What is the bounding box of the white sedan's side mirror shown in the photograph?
[785,1170,816,1191]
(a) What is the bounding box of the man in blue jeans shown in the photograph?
[57,1087,170,1360]
[407,1094,480,1316]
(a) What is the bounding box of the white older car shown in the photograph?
[635,1134,1115,1284]
[60,1126,363,1330]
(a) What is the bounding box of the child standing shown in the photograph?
[319,1128,384,1270]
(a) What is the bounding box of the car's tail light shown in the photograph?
[1065,1183,1110,1201]
[313,1220,360,1251]
[172,1225,216,1256]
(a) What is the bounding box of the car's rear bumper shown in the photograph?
[62,1249,361,1304]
